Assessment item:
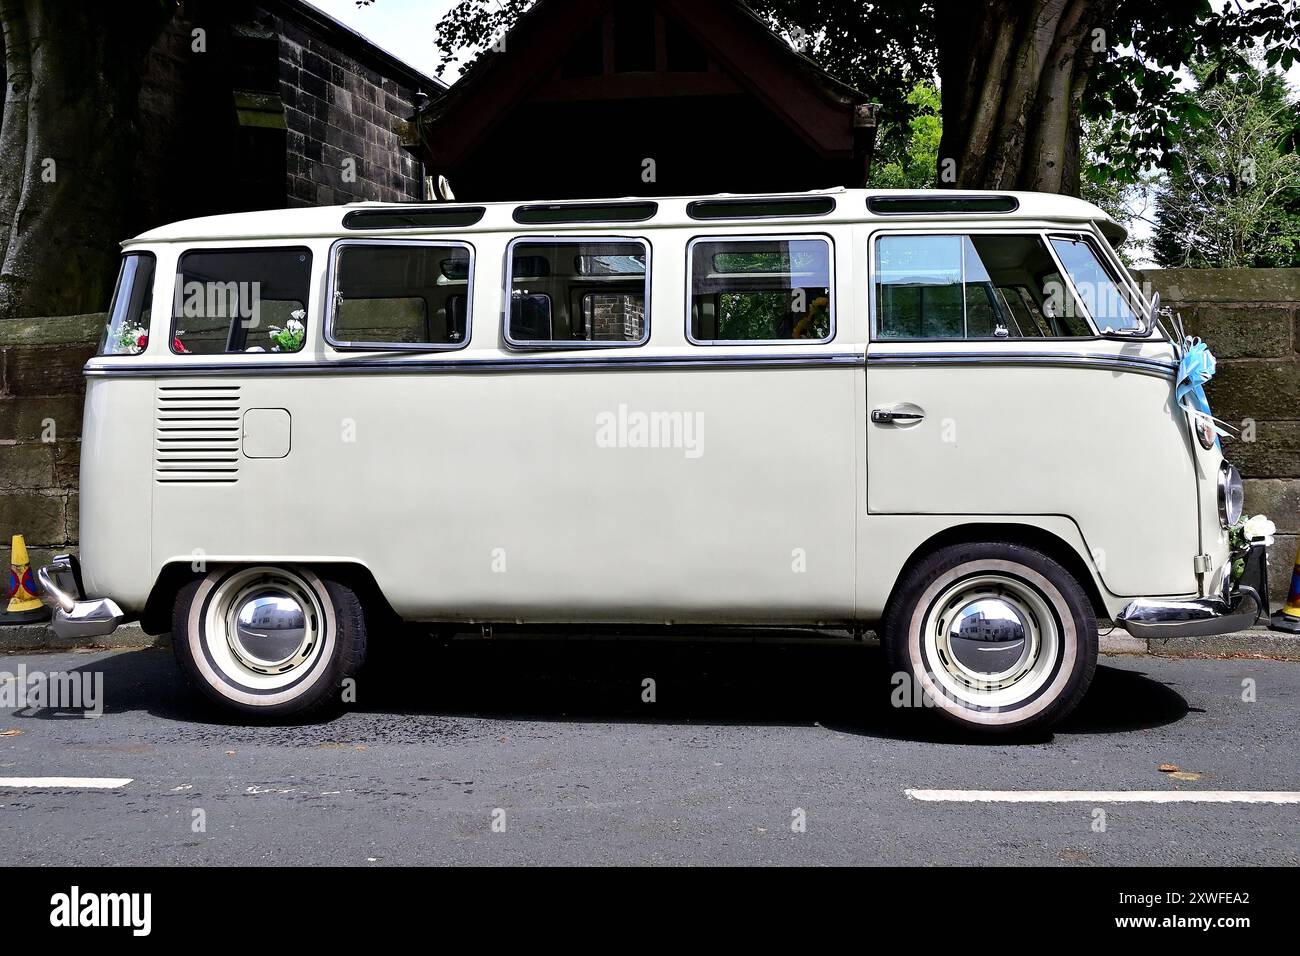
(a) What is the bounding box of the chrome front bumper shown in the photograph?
[35,555,126,640]
[1116,543,1268,639]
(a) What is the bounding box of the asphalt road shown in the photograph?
[1,636,1297,866]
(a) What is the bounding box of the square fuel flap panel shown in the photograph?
[242,408,291,459]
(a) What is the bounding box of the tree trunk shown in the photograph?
[934,0,1115,195]
[0,0,170,320]
[0,0,31,272]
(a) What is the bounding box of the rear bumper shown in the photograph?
[1116,543,1268,639]
[35,555,127,641]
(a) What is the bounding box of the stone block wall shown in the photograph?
[0,315,99,575]
[275,11,428,207]
[1139,268,1300,603]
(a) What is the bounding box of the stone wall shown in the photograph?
[124,0,435,239]
[1138,268,1300,602]
[0,315,99,575]
[3,268,1298,608]
[275,10,428,207]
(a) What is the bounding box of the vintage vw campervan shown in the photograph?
[36,188,1268,734]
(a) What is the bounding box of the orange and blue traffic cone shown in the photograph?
[2,534,50,624]
[1271,539,1300,634]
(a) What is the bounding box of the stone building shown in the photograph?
[130,0,442,236]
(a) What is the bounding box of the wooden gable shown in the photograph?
[414,0,874,200]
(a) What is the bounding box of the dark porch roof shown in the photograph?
[415,0,872,173]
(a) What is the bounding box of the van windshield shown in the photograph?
[1049,236,1142,332]
[100,252,156,355]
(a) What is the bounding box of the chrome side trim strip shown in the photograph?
[84,352,868,378]
[82,349,1177,379]
[867,350,1177,379]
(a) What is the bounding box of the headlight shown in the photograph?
[1218,460,1244,529]
[1194,415,1216,450]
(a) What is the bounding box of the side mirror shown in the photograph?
[1102,290,1162,338]
[1122,291,1161,337]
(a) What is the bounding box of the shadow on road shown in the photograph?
[21,629,1194,743]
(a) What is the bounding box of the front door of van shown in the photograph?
[864,229,1200,597]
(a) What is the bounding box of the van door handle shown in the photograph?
[871,405,925,424]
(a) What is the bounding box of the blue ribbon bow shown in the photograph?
[1174,337,1227,443]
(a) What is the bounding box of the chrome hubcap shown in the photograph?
[923,572,1061,708]
[946,597,1031,679]
[232,592,310,672]
[208,569,324,679]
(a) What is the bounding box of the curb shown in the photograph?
[1100,625,1300,660]
[0,621,1297,659]
[0,622,164,653]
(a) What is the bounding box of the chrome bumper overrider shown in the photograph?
[35,555,126,640]
[1117,543,1268,639]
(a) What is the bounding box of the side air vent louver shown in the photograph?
[154,384,242,484]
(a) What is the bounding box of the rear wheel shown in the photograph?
[883,542,1097,735]
[172,566,366,719]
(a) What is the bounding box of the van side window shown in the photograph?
[171,248,313,354]
[689,237,832,343]
[874,234,1092,339]
[505,238,648,347]
[100,252,156,355]
[330,242,471,348]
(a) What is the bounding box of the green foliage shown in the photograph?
[1079,118,1156,266]
[868,82,941,189]
[1152,55,1300,268]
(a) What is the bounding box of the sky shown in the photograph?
[302,0,463,81]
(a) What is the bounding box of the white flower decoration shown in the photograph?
[1242,514,1276,546]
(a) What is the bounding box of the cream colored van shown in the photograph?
[37,189,1269,734]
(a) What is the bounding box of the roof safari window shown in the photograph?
[171,247,313,355]
[100,252,157,355]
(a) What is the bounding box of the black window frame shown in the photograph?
[868,195,1020,215]
[341,206,486,230]
[686,196,836,220]
[513,202,658,225]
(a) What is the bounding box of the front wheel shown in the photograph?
[172,566,366,719]
[883,542,1097,736]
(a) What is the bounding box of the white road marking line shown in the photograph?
[0,777,132,789]
[905,789,1300,804]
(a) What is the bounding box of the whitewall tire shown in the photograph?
[172,566,366,718]
[883,542,1097,735]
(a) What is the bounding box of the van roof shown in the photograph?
[128,187,1126,245]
